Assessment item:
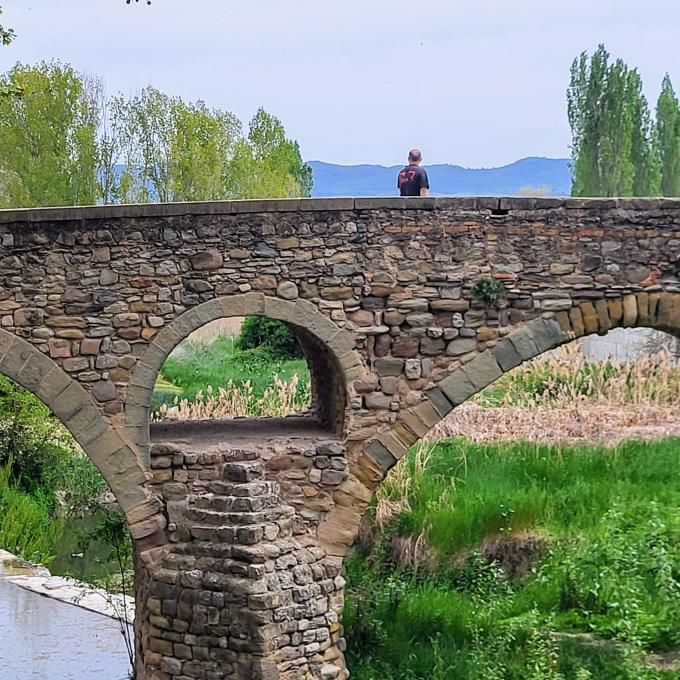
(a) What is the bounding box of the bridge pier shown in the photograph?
[136,424,349,680]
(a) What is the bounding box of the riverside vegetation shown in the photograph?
[2,321,680,679]
[346,347,680,680]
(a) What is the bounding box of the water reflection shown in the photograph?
[0,578,132,679]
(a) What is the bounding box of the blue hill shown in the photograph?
[308,156,572,197]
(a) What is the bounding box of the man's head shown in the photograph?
[408,148,422,165]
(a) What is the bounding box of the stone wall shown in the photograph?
[1,196,679,679]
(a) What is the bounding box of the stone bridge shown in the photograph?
[0,196,679,679]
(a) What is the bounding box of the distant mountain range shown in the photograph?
[308,157,572,197]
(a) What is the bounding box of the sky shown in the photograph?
[1,1,680,168]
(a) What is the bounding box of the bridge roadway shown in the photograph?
[0,196,679,678]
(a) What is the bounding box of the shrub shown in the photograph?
[0,375,106,513]
[236,316,302,359]
[472,279,503,307]
[0,460,61,564]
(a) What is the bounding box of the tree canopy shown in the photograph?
[568,45,659,197]
[0,61,313,208]
[568,44,680,198]
[0,62,100,208]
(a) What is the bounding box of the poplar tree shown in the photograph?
[0,62,100,208]
[598,57,635,196]
[568,45,657,197]
[568,46,608,196]
[629,70,660,196]
[655,75,680,196]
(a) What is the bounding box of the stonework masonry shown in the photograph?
[0,196,679,678]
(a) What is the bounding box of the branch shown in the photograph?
[0,5,16,46]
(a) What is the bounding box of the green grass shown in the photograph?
[346,438,680,679]
[152,337,310,410]
[394,438,680,555]
[0,460,62,564]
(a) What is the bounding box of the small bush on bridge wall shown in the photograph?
[472,278,503,307]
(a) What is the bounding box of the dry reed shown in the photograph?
[432,346,680,445]
[154,375,309,421]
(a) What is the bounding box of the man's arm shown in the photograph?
[419,168,429,196]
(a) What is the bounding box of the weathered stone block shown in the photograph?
[364,392,392,410]
[424,388,453,418]
[608,299,623,326]
[462,351,502,391]
[365,440,397,474]
[594,299,611,335]
[191,249,223,271]
[580,302,599,335]
[277,281,298,300]
[446,337,477,356]
[622,295,638,327]
[392,335,420,358]
[374,358,404,376]
[568,306,585,337]
[493,338,522,372]
[509,327,539,360]
[440,369,477,406]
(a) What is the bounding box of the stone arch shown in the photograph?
[0,328,163,544]
[124,293,366,460]
[318,292,680,559]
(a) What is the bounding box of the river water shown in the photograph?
[0,577,133,679]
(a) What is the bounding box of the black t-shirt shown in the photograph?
[397,164,429,196]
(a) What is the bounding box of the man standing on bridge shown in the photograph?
[397,148,430,197]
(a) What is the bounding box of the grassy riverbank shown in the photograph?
[345,437,680,679]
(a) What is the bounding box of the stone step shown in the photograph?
[195,494,281,513]
[223,460,265,483]
[208,480,280,497]
[187,508,294,527]
[190,518,293,544]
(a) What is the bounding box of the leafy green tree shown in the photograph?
[168,99,241,201]
[629,71,660,196]
[0,5,14,46]
[0,62,100,208]
[105,89,309,203]
[655,74,680,197]
[112,86,174,202]
[568,45,657,197]
[237,316,303,359]
[568,46,608,196]
[598,57,635,196]
[228,108,313,199]
[0,62,312,206]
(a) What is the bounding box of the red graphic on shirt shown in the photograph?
[399,170,416,186]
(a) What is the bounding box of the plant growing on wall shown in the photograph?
[473,279,503,307]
